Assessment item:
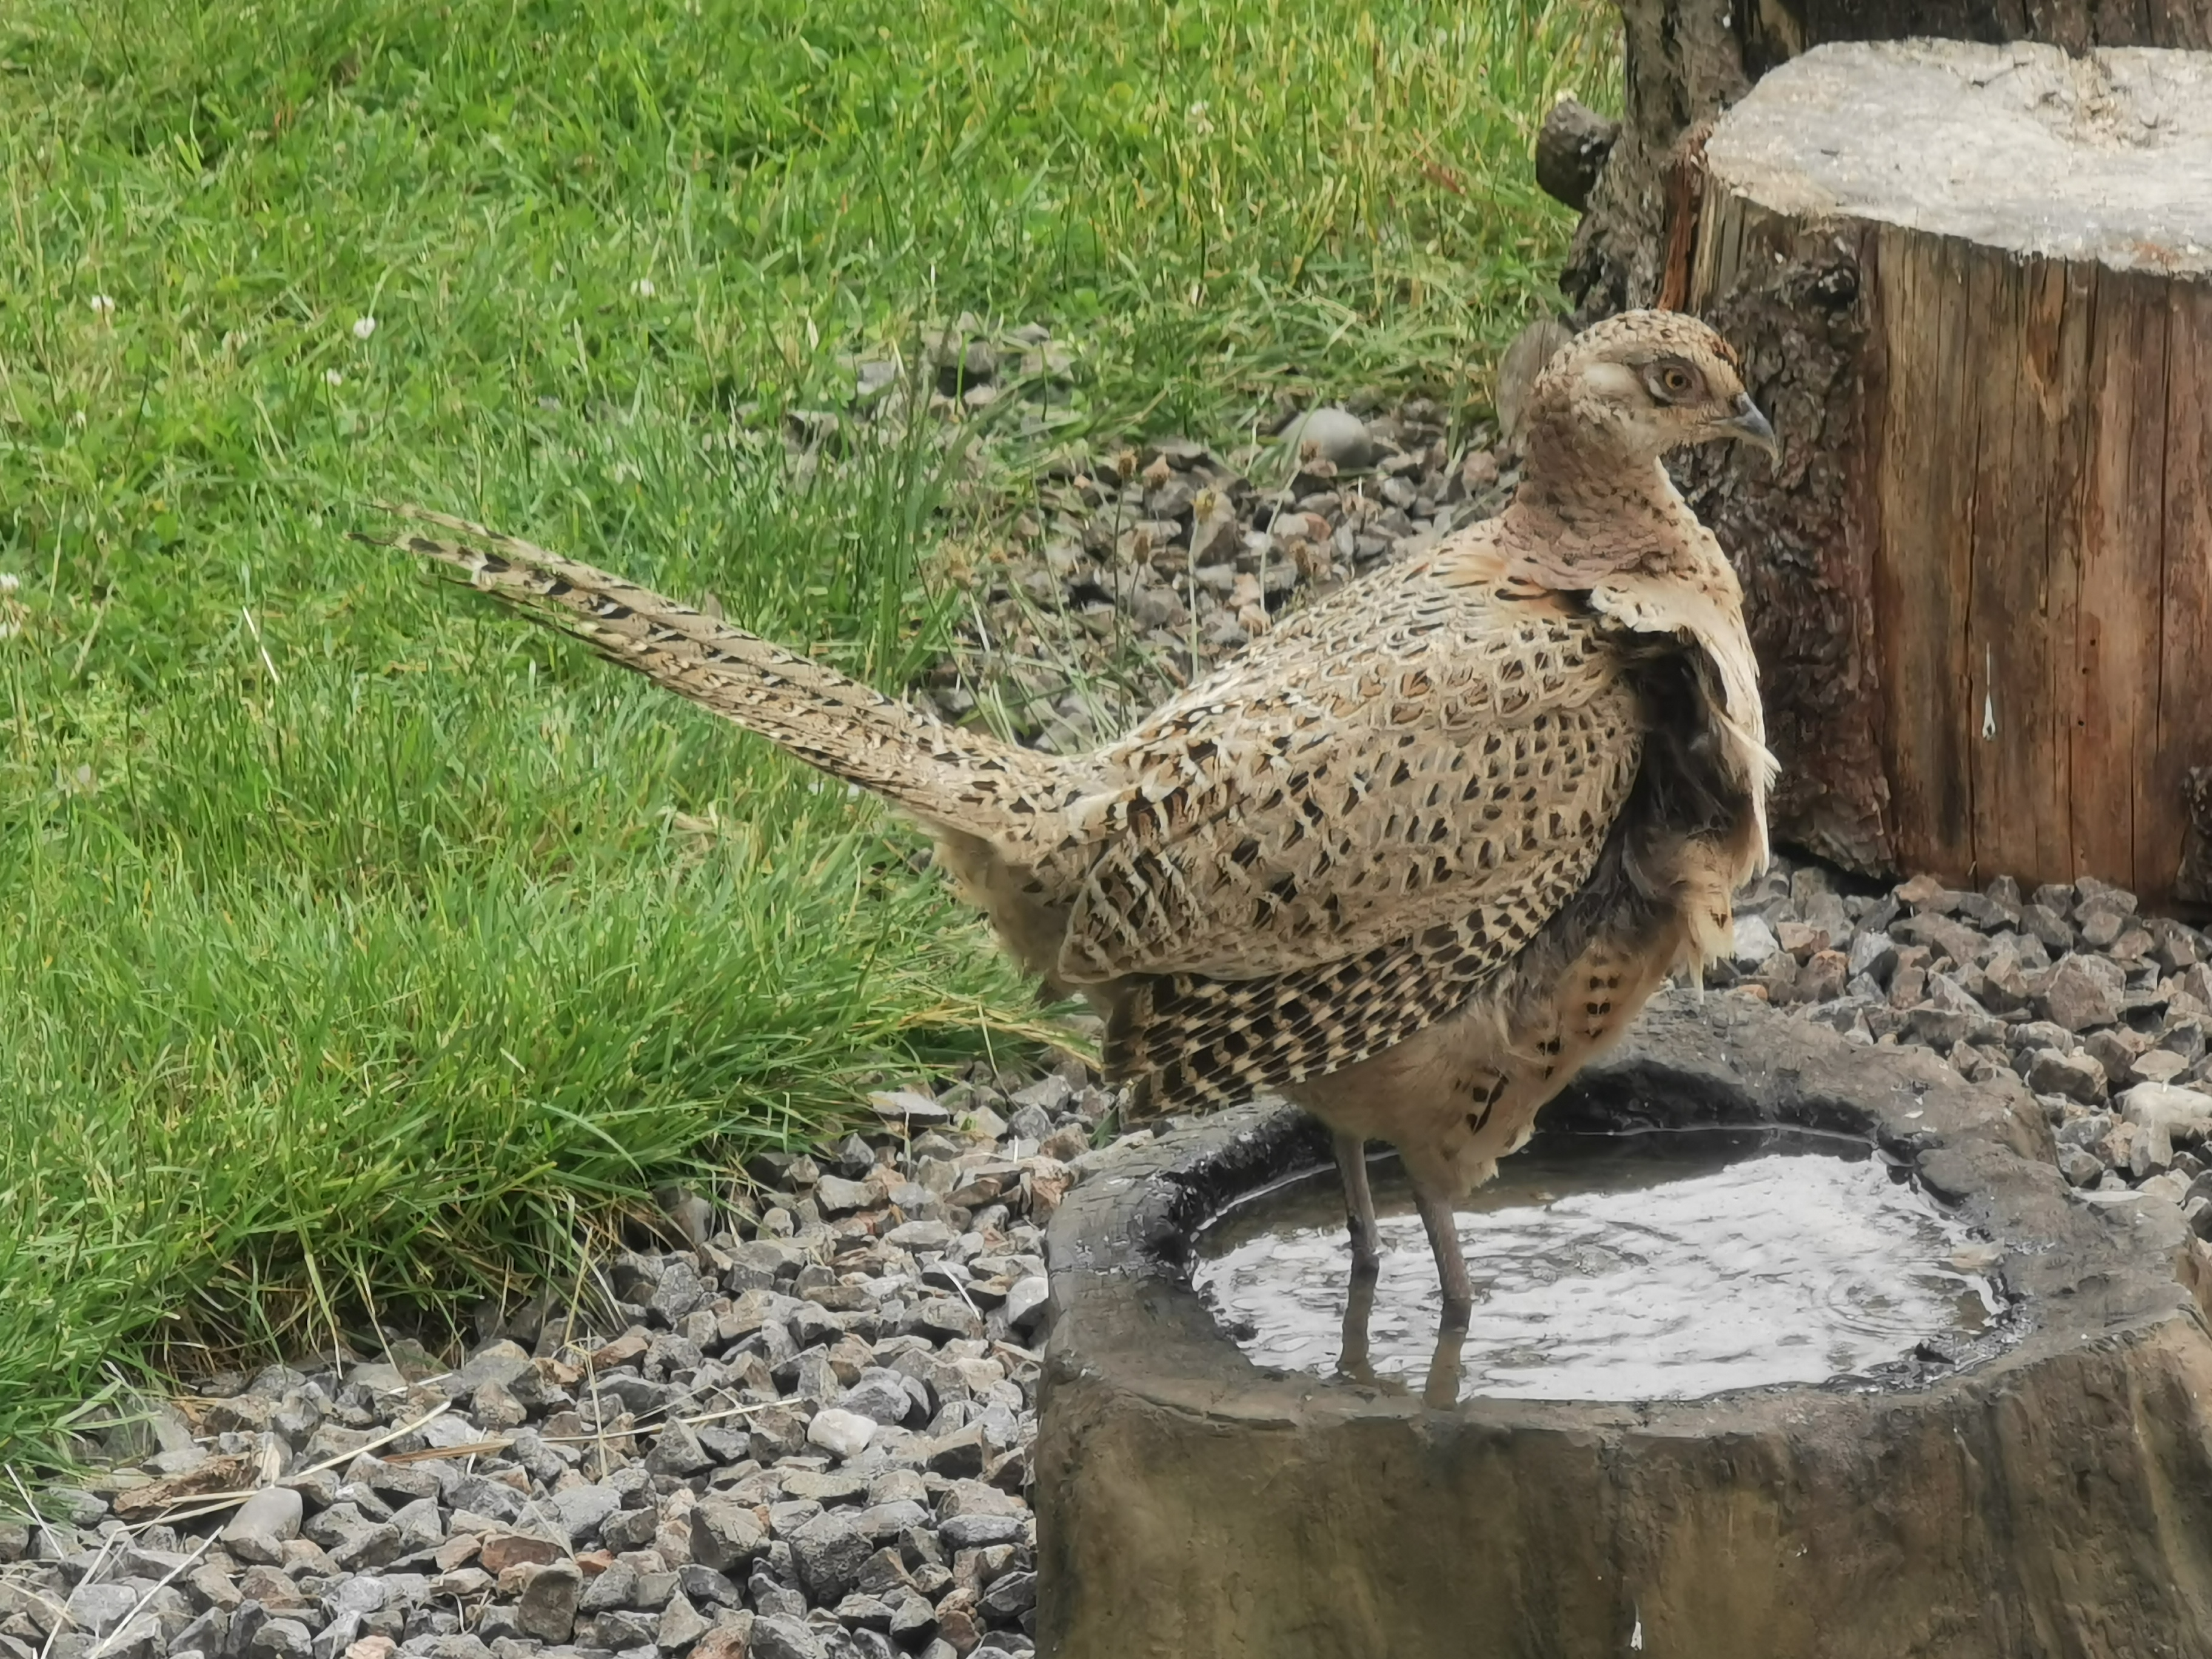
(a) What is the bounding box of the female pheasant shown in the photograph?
[370,311,1778,1323]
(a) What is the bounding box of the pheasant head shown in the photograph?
[1520,310,1778,475]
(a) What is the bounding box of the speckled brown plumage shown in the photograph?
[369,309,1780,1318]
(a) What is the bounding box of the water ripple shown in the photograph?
[1192,1137,2000,1403]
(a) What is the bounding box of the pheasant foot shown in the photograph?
[1423,1322,1468,1410]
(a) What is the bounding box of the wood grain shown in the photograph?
[1963,256,2037,882]
[2031,263,2097,891]
[2074,273,2170,891]
[1875,229,1978,879]
[1962,258,2098,890]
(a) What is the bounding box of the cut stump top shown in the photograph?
[1707,41,2212,276]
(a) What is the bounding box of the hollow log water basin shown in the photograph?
[1192,1128,2004,1403]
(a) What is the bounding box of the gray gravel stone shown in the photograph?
[249,1619,313,1659]
[882,1220,959,1253]
[749,1405,813,1463]
[789,1512,871,1604]
[1905,1007,1971,1051]
[2041,956,2120,1031]
[747,1616,824,1659]
[676,1563,743,1609]
[581,1608,657,1651]
[452,1342,533,1393]
[577,1559,638,1613]
[836,1375,913,1428]
[854,1500,929,1542]
[783,1469,868,1506]
[900,1300,984,1343]
[978,1570,1036,1621]
[517,1564,580,1643]
[64,1584,138,1637]
[1003,1104,1054,1145]
[2059,1147,2106,1187]
[1846,930,1897,982]
[551,1484,622,1541]
[223,1487,305,1566]
[1731,916,1780,968]
[448,1474,525,1524]
[654,1590,711,1651]
[1000,1278,1050,1336]
[370,1507,430,1565]
[643,1420,713,1478]
[937,1513,1025,1550]
[2136,1050,2193,1086]
[868,1090,950,1128]
[1008,1076,1073,1118]
[2028,1050,2108,1105]
[689,1501,768,1575]
[646,1259,708,1324]
[815,1176,877,1215]
[598,1507,661,1552]
[922,1427,989,1480]
[2140,1170,2192,1205]
[318,1521,401,1574]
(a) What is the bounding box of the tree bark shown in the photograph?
[1680,41,2212,909]
[2183,768,2212,907]
[1532,98,1618,215]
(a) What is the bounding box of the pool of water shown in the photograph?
[1191,1128,2005,1403]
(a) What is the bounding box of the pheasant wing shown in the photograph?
[1050,554,1641,985]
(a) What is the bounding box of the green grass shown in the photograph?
[0,0,1615,1457]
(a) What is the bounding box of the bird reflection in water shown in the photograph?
[1336,1256,1468,1410]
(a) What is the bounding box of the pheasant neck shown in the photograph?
[1496,445,1695,587]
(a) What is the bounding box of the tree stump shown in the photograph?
[1559,0,2212,322]
[1679,41,2212,910]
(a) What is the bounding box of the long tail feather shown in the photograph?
[358,504,1077,837]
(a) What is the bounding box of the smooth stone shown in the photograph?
[1277,407,1376,469]
[806,1409,879,1461]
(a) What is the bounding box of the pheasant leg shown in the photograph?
[1337,1262,1379,1383]
[1333,1132,1381,1275]
[1411,1175,1474,1328]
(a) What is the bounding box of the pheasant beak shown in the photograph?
[1720,393,1780,468]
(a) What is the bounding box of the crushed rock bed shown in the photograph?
[1718,860,2212,1199]
[11,398,2212,1659]
[1,1069,1115,1659]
